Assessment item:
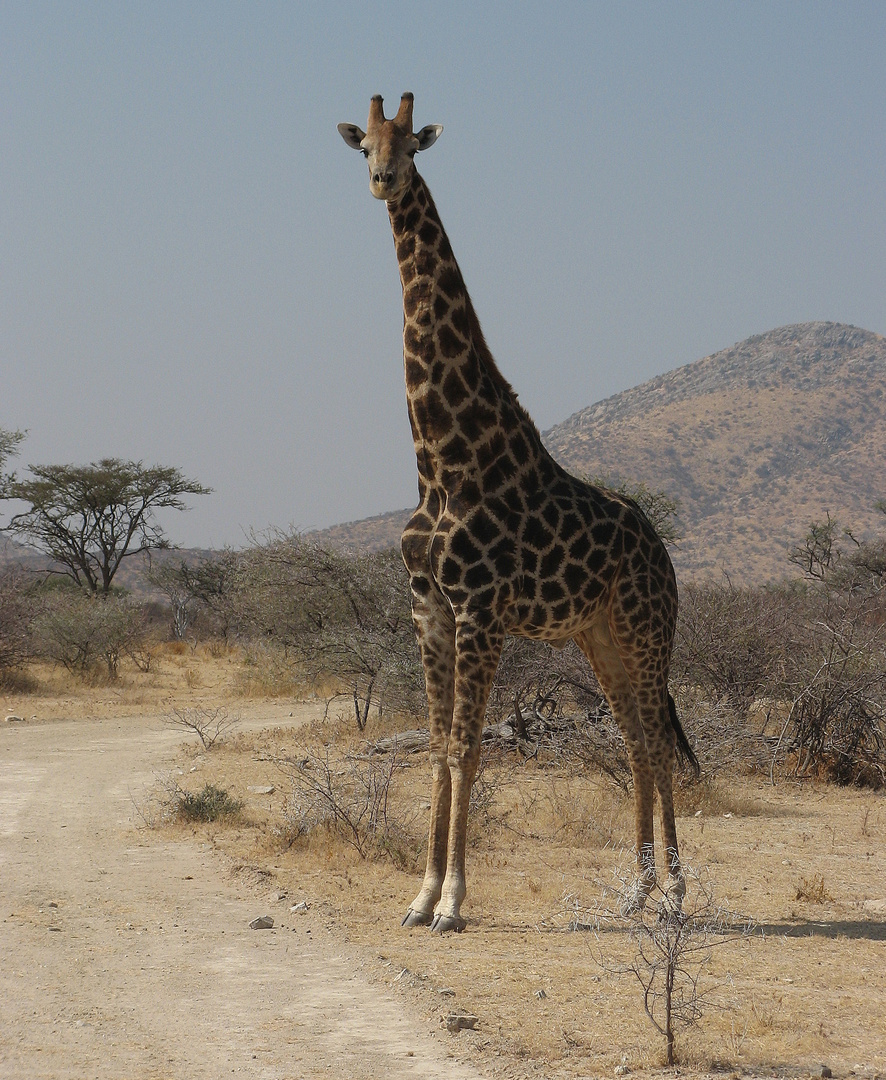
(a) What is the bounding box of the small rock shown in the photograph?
[615,1066,632,1077]
[248,785,275,795]
[437,988,455,996]
[535,989,547,1000]
[289,901,309,913]
[863,898,886,915]
[5,714,25,723]
[820,1068,833,1079]
[444,1013,479,1033]
[249,915,274,930]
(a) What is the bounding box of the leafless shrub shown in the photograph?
[583,865,754,1066]
[673,581,793,713]
[276,743,422,868]
[229,533,424,729]
[768,588,886,787]
[0,567,38,685]
[675,692,769,779]
[147,559,196,640]
[166,549,243,641]
[164,706,240,749]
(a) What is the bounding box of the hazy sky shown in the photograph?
[3,1,884,549]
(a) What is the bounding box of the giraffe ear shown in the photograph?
[337,123,366,150]
[416,124,443,151]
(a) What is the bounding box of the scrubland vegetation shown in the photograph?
[3,509,885,788]
[2,509,886,1072]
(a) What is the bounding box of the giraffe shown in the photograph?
[338,93,699,933]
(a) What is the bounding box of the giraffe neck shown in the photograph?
[387,169,544,491]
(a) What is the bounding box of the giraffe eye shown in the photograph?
[360,149,369,158]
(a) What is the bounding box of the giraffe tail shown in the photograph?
[668,693,701,777]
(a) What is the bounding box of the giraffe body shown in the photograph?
[339,95,698,932]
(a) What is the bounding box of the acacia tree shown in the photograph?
[0,428,25,498]
[6,459,211,595]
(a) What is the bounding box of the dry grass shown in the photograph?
[6,651,886,1078]
[160,710,886,1078]
[2,641,253,719]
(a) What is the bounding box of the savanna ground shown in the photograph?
[3,645,885,1080]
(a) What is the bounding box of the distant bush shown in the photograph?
[32,590,152,681]
[673,581,794,712]
[0,568,39,685]
[222,533,424,728]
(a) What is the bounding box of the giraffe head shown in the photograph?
[338,93,443,202]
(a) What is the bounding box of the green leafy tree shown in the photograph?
[788,512,842,581]
[0,428,26,498]
[585,474,681,547]
[6,459,210,595]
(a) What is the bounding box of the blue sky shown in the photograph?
[3,1,884,548]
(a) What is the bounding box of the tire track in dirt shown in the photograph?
[0,714,487,1079]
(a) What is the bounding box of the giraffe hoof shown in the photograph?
[401,907,435,928]
[656,897,685,924]
[429,913,466,934]
[619,888,649,918]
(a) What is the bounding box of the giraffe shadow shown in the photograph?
[754,918,886,941]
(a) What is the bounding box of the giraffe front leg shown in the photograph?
[429,617,503,934]
[402,754,450,927]
[402,581,456,929]
[428,750,477,933]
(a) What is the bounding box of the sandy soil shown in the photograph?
[0,706,488,1080]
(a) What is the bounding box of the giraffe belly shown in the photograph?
[506,603,603,647]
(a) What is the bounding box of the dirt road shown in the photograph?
[0,712,487,1080]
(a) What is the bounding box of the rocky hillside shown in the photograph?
[311,323,886,584]
[545,322,886,580]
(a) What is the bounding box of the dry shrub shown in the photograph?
[769,588,886,787]
[173,782,242,823]
[0,568,38,684]
[589,864,756,1067]
[275,739,424,870]
[164,705,240,749]
[674,694,769,779]
[32,591,152,682]
[674,582,793,712]
[234,641,307,697]
[794,873,833,904]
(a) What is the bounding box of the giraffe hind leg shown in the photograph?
[574,626,658,913]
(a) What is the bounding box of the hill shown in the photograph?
[311,322,886,583]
